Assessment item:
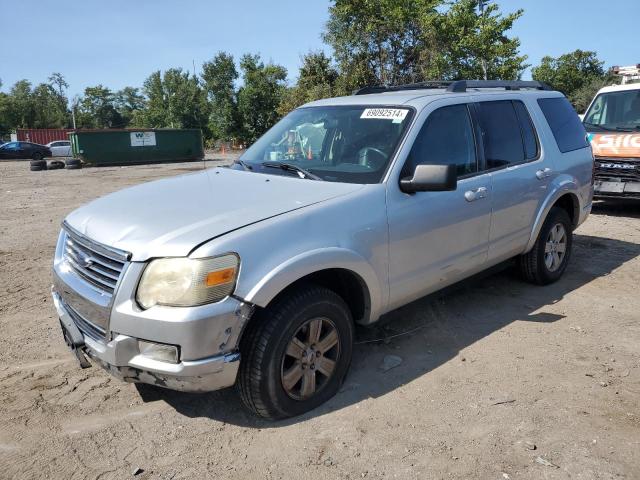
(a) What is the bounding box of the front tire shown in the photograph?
[237,284,354,419]
[519,207,573,285]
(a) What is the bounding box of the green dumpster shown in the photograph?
[68,129,204,166]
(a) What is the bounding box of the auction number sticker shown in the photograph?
[361,108,409,123]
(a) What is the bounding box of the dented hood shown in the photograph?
[65,167,363,261]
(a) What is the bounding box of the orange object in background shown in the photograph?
[307,146,313,160]
[589,133,640,158]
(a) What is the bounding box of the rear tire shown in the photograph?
[519,207,573,285]
[32,152,43,161]
[237,284,354,419]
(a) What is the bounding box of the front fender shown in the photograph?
[524,175,581,253]
[242,247,384,324]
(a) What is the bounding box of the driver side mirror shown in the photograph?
[400,164,457,193]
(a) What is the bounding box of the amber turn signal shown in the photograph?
[205,267,237,287]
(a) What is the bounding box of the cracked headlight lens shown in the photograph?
[136,254,239,309]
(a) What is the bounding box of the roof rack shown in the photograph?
[353,79,552,95]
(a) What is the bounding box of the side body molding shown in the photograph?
[244,248,383,325]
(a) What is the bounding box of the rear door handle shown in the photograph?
[464,186,488,202]
[536,167,552,180]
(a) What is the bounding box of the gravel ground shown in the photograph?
[1,158,639,480]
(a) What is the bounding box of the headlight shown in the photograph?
[136,254,239,309]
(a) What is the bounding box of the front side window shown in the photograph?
[477,100,525,169]
[404,104,477,178]
[238,105,413,184]
[584,89,640,132]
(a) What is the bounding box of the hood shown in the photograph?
[65,167,363,261]
[589,132,640,158]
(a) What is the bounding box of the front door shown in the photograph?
[386,102,492,310]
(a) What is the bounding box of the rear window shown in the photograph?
[537,97,589,153]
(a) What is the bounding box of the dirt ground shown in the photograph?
[1,157,639,480]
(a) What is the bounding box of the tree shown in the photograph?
[137,69,209,131]
[278,51,339,115]
[532,50,606,107]
[237,54,287,144]
[202,52,239,142]
[48,72,69,98]
[570,74,619,114]
[5,80,36,128]
[32,83,68,128]
[114,86,145,126]
[77,85,123,128]
[426,0,528,80]
[323,0,440,91]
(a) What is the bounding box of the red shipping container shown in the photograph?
[17,128,74,145]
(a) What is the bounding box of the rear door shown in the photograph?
[476,99,551,263]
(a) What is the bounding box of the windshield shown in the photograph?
[584,89,640,131]
[237,105,414,183]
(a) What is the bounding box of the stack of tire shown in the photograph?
[29,158,82,171]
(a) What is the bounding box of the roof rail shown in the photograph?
[353,79,553,95]
[446,80,553,92]
[353,81,453,95]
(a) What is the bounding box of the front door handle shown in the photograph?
[536,167,553,180]
[464,186,488,202]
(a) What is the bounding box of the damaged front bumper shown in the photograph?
[52,290,243,392]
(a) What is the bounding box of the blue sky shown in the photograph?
[1,0,638,97]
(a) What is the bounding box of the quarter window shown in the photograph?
[477,100,525,169]
[538,97,589,153]
[405,104,477,178]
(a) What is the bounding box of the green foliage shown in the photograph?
[324,0,439,91]
[114,87,146,126]
[427,0,528,80]
[531,50,607,107]
[570,74,620,114]
[32,83,68,128]
[137,69,209,132]
[202,52,239,142]
[278,51,339,115]
[237,54,287,144]
[77,85,123,128]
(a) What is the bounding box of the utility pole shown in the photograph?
[479,0,488,80]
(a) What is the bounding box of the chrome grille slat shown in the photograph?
[64,246,120,281]
[62,224,129,297]
[65,239,124,272]
[64,300,105,341]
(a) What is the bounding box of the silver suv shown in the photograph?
[53,80,594,419]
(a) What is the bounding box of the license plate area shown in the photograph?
[59,318,91,369]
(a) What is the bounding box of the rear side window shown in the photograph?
[405,104,477,177]
[537,97,589,153]
[513,101,539,160]
[477,100,524,169]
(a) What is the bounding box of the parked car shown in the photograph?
[53,80,593,419]
[46,140,72,157]
[0,141,51,160]
[583,66,640,199]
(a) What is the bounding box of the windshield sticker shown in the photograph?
[361,108,409,123]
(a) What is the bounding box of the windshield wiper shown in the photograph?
[583,122,617,132]
[233,159,254,171]
[261,162,323,181]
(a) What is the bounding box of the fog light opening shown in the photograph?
[137,340,179,364]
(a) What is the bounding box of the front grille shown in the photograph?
[594,157,640,182]
[63,224,129,296]
[64,299,105,342]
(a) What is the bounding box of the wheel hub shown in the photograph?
[281,317,340,400]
